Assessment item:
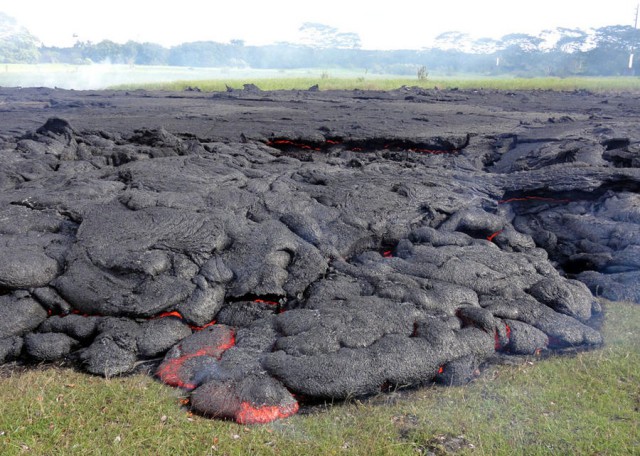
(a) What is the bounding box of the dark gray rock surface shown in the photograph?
[0,86,638,423]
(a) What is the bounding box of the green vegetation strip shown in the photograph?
[0,301,638,455]
[111,76,640,93]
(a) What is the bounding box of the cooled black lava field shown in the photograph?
[0,86,638,424]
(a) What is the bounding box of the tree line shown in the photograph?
[2,13,640,77]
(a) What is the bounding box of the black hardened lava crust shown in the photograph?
[0,86,638,423]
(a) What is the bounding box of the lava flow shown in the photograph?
[156,347,214,390]
[266,139,321,151]
[486,230,503,242]
[265,138,459,155]
[236,401,300,425]
[498,196,571,204]
[156,326,236,390]
[494,323,512,351]
[253,298,279,306]
[152,310,216,330]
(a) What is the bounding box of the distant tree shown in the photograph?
[417,65,428,80]
[299,23,361,49]
[434,31,474,51]
[584,25,640,74]
[542,28,591,76]
[554,27,591,53]
[468,37,502,54]
[0,13,40,63]
[499,33,544,53]
[592,25,640,51]
[85,40,124,63]
[133,42,169,65]
[168,41,230,67]
[495,33,545,75]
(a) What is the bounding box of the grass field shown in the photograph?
[0,300,637,455]
[2,63,640,92]
[112,76,640,93]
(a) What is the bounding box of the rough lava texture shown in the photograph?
[0,86,638,423]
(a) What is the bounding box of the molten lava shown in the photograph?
[154,311,183,319]
[253,298,279,306]
[70,309,99,317]
[236,401,300,425]
[157,330,236,390]
[152,310,216,331]
[156,347,212,390]
[494,323,512,351]
[498,196,571,204]
[191,321,217,330]
[486,230,503,242]
[266,139,321,151]
[264,138,459,155]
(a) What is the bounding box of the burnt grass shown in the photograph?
[0,85,638,424]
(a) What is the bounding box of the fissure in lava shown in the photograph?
[265,138,459,155]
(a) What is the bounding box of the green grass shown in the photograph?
[3,64,640,92]
[0,300,638,455]
[111,76,640,93]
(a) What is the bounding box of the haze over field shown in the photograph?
[1,0,638,50]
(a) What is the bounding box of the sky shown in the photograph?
[1,0,638,50]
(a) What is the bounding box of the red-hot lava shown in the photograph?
[498,196,571,204]
[253,298,279,306]
[236,401,300,425]
[154,310,183,319]
[152,310,216,331]
[70,309,99,317]
[266,139,321,151]
[494,323,512,351]
[486,230,503,242]
[265,138,459,155]
[157,328,236,390]
[156,347,215,389]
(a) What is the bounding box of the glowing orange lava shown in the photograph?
[498,196,571,204]
[157,332,235,390]
[152,310,216,331]
[494,323,512,351]
[154,310,183,319]
[486,230,503,242]
[253,298,279,306]
[236,401,300,425]
[189,321,217,331]
[156,348,210,389]
[266,139,321,151]
[70,309,98,317]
